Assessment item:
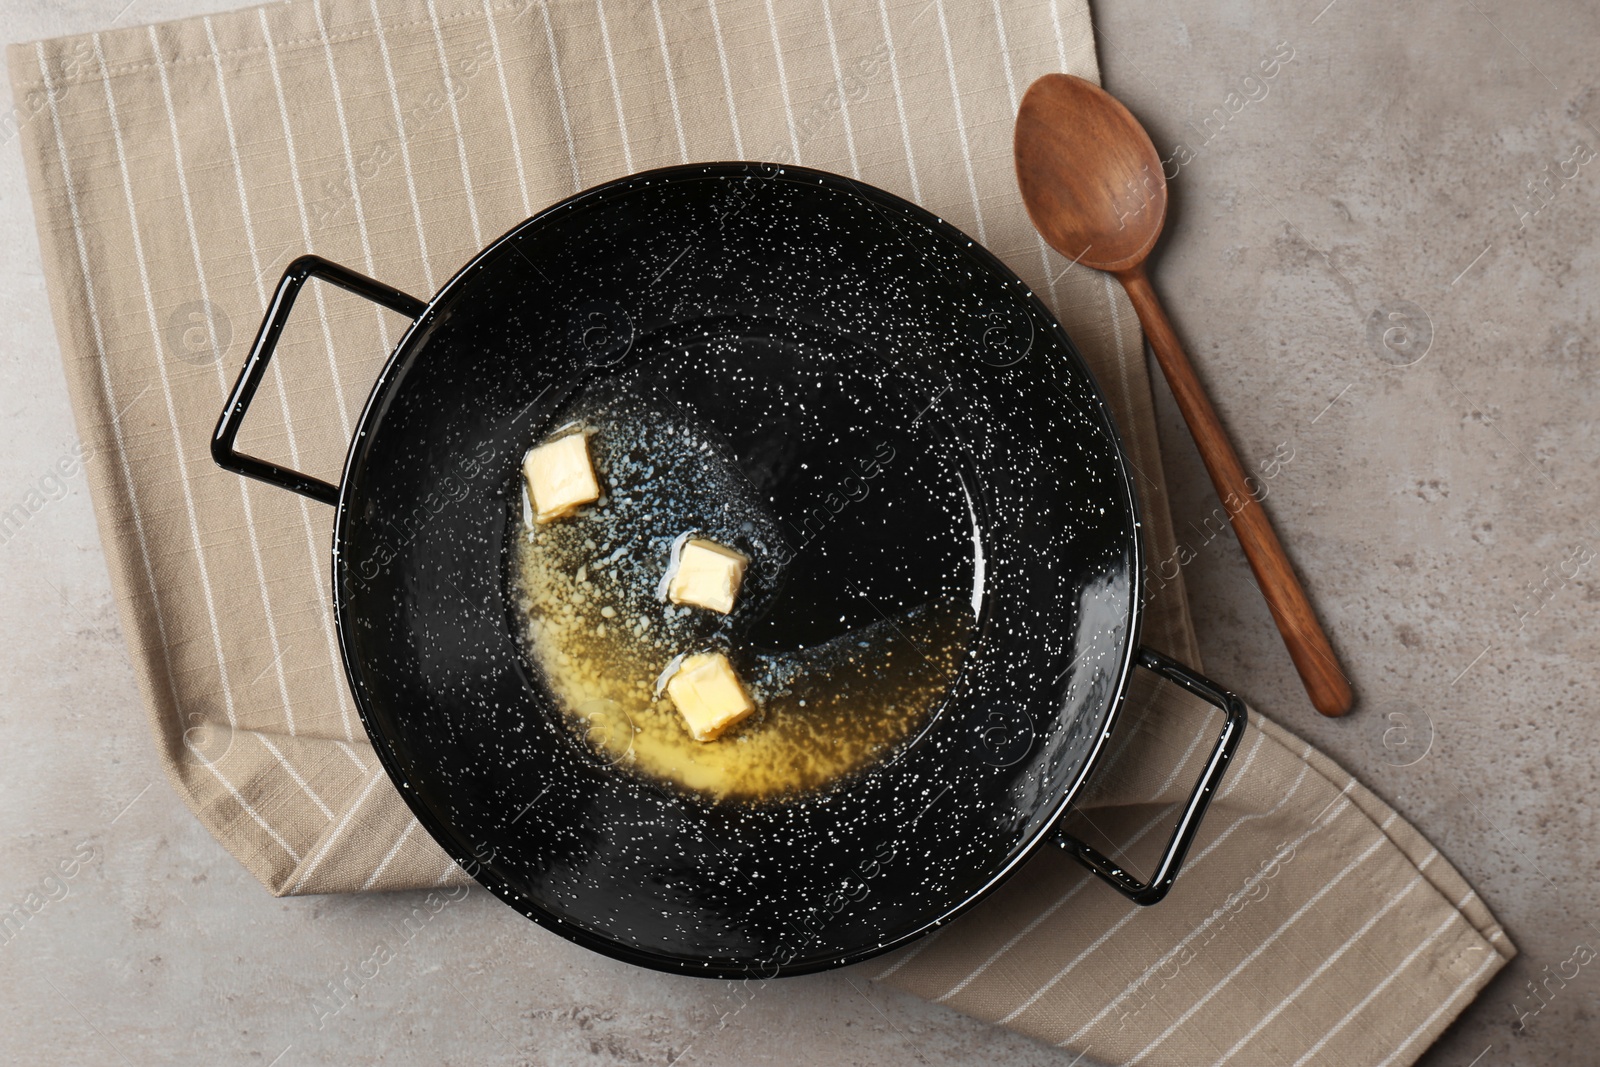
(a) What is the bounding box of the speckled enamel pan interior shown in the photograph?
[332,162,1144,977]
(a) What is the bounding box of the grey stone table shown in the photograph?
[2,0,1594,1064]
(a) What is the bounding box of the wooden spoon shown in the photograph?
[1014,73,1353,718]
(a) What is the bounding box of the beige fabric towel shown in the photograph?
[10,0,1511,1062]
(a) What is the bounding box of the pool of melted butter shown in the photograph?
[511,392,972,801]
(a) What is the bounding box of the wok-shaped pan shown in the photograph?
[213,163,1244,978]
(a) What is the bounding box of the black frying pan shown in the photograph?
[213,163,1244,978]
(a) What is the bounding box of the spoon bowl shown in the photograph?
[1015,73,1167,273]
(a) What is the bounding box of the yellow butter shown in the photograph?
[667,538,748,614]
[523,432,600,523]
[666,652,756,741]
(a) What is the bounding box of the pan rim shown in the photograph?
[330,161,1147,977]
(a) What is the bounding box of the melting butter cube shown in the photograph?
[523,432,600,523]
[666,652,756,742]
[667,538,748,614]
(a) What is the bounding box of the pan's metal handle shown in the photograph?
[211,254,426,505]
[1056,647,1247,906]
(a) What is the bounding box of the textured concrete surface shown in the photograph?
[2,0,1596,1065]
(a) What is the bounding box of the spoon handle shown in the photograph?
[1116,265,1354,717]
